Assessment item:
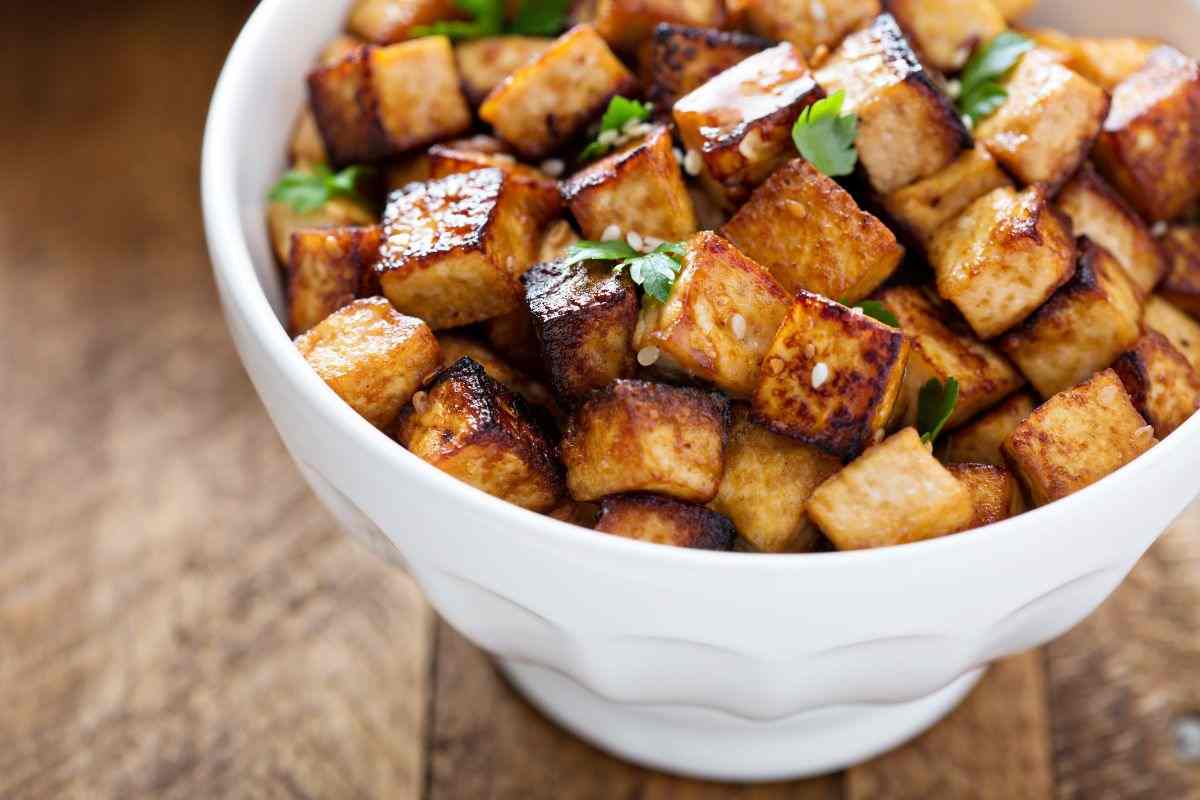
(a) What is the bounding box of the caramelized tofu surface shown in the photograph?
[437,334,557,415]
[642,24,770,114]
[592,0,725,52]
[347,0,460,43]
[562,380,730,502]
[455,36,553,105]
[428,145,559,194]
[267,193,376,265]
[295,297,442,428]
[1161,225,1200,316]
[808,428,974,549]
[307,47,390,164]
[939,391,1035,466]
[946,462,1021,530]
[885,0,1005,72]
[1144,295,1200,373]
[287,226,383,335]
[1113,331,1200,439]
[596,494,736,550]
[730,0,881,59]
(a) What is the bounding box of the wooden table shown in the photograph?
[3,2,1198,797]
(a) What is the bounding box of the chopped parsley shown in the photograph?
[268,165,371,213]
[412,0,570,40]
[791,90,859,177]
[578,96,654,162]
[917,377,960,446]
[955,31,1034,127]
[850,300,900,328]
[563,239,686,303]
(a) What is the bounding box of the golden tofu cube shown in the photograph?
[938,391,1035,466]
[397,357,566,512]
[991,0,1036,20]
[287,226,382,335]
[295,297,442,428]
[1056,164,1166,297]
[267,186,375,264]
[480,25,637,160]
[1002,369,1156,506]
[877,285,1026,429]
[455,36,553,105]
[1144,295,1200,373]
[437,334,558,417]
[347,0,460,43]
[708,405,841,553]
[379,168,558,329]
[808,428,974,550]
[673,42,823,208]
[1161,225,1200,317]
[815,15,968,194]
[1068,37,1160,91]
[1113,331,1200,439]
[1093,47,1200,222]
[635,231,791,396]
[1001,240,1142,399]
[427,143,561,197]
[729,0,880,59]
[592,0,725,52]
[596,494,736,550]
[289,107,328,168]
[560,125,697,242]
[642,24,770,114]
[930,186,1077,339]
[562,380,731,502]
[722,159,904,300]
[886,0,1005,72]
[946,462,1022,530]
[753,291,910,459]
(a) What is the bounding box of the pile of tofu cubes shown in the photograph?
[276,0,1200,552]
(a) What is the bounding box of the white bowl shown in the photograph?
[202,0,1200,782]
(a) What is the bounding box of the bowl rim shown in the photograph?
[201,0,1200,570]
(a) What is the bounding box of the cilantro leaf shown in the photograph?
[956,31,1033,127]
[562,239,640,268]
[917,377,960,446]
[851,300,900,328]
[791,90,859,177]
[565,240,685,302]
[510,0,571,35]
[268,165,371,213]
[578,96,653,162]
[413,0,567,40]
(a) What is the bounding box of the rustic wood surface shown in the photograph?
[2,2,1198,798]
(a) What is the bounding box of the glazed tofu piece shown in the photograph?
[267,190,376,265]
[562,380,730,502]
[884,0,1005,72]
[524,258,639,401]
[1113,331,1200,439]
[635,232,791,396]
[1161,226,1200,316]
[1002,369,1156,506]
[673,43,823,208]
[938,391,1035,466]
[722,159,904,301]
[456,36,553,105]
[595,494,736,550]
[591,0,725,53]
[729,0,880,59]
[437,335,558,415]
[379,168,560,329]
[930,186,1077,339]
[1093,47,1200,222]
[347,0,460,43]
[287,226,382,335]
[480,25,638,160]
[560,125,697,243]
[288,107,328,168]
[877,286,1025,429]
[642,24,770,114]
[397,358,566,512]
[946,463,1022,530]
[1144,296,1200,373]
[1066,37,1160,91]
[708,405,841,553]
[975,49,1109,190]
[482,308,544,374]
[808,428,974,550]
[427,144,559,195]
[295,297,441,428]
[1056,164,1166,297]
[753,291,910,459]
[815,15,968,194]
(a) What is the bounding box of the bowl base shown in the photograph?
[499,659,986,783]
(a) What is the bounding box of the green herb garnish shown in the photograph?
[955,31,1034,126]
[917,377,960,446]
[578,96,654,161]
[850,300,900,328]
[791,90,859,177]
[510,0,572,35]
[563,239,686,303]
[268,165,371,213]
[412,0,570,40]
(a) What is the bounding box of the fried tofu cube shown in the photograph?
[642,24,770,114]
[1145,295,1200,373]
[287,226,382,335]
[975,49,1109,190]
[1070,37,1160,91]
[635,232,791,396]
[289,107,329,168]
[946,462,1022,530]
[808,428,974,549]
[596,494,736,550]
[560,125,697,243]
[427,143,561,197]
[1056,164,1166,297]
[1161,225,1200,317]
[592,0,725,52]
[562,380,730,502]
[295,297,441,428]
[480,25,637,160]
[753,291,910,459]
[524,258,639,401]
[437,334,558,416]
[815,15,968,194]
[878,286,1026,429]
[991,0,1035,20]
[721,159,904,301]
[347,0,460,43]
[884,0,1005,72]
[397,357,566,512]
[729,0,880,59]
[1002,369,1156,505]
[708,405,841,553]
[938,391,1035,466]
[1113,331,1200,439]
[455,36,553,105]
[1093,47,1200,222]
[267,174,376,263]
[930,186,1077,339]
[673,42,823,208]
[379,168,558,329]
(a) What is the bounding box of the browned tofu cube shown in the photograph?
[1093,47,1200,222]
[320,34,369,66]
[938,391,1035,466]
[1001,240,1142,399]
[287,226,382,335]
[642,24,770,114]
[267,191,376,265]
[379,168,559,329]
[673,42,823,208]
[1113,331,1200,439]
[524,258,639,401]
[808,427,974,549]
[1056,164,1166,297]
[1144,295,1200,372]
[930,186,1077,339]
[1002,369,1156,505]
[347,0,460,43]
[946,462,1022,530]
[427,144,561,197]
[437,334,558,416]
[289,107,328,168]
[592,0,724,52]
[877,286,1025,429]
[635,231,791,396]
[595,494,736,550]
[1070,37,1160,91]
[560,125,697,243]
[975,49,1108,190]
[562,380,730,502]
[455,36,553,105]
[397,357,566,512]
[722,159,904,301]
[815,15,968,194]
[295,297,441,428]
[480,25,637,160]
[753,291,910,459]
[1161,225,1200,317]
[708,405,841,553]
[728,0,880,59]
[884,0,1005,72]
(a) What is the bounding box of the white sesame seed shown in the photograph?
[849,305,864,316]
[811,0,827,22]
[506,255,517,272]
[805,343,817,359]
[945,78,962,99]
[874,428,886,443]
[492,153,517,165]
[598,129,619,146]
[1152,220,1169,237]
[626,231,645,252]
[412,391,428,413]
[811,362,830,389]
[684,149,703,176]
[643,235,664,251]
[1136,424,1156,441]
[738,130,763,159]
[961,114,974,130]
[637,346,661,367]
[601,224,623,242]
[541,158,565,177]
[630,122,654,138]
[674,147,685,165]
[1100,385,1119,405]
[730,313,747,340]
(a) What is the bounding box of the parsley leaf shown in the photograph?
[510,0,571,35]
[578,96,654,161]
[791,90,859,177]
[956,31,1034,126]
[564,239,685,303]
[851,300,900,328]
[413,0,568,40]
[561,239,639,267]
[268,165,371,213]
[917,377,960,446]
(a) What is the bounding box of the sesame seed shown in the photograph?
[811,0,827,21]
[601,224,623,242]
[1152,221,1168,237]
[849,305,864,316]
[637,346,661,367]
[626,231,644,252]
[643,235,664,251]
[1136,424,1156,441]
[506,255,517,271]
[1100,385,1120,404]
[731,313,747,340]
[945,78,962,99]
[598,129,619,146]
[811,362,830,389]
[961,114,974,130]
[684,149,703,176]
[674,147,685,165]
[874,428,886,443]
[492,153,517,165]
[805,343,817,359]
[541,158,565,177]
[738,130,763,159]
[630,122,654,138]
[412,391,428,414]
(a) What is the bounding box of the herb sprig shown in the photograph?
[955,31,1034,127]
[917,377,960,446]
[578,96,654,162]
[563,239,686,303]
[268,165,371,213]
[849,300,899,328]
[412,0,571,40]
[791,90,859,177]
